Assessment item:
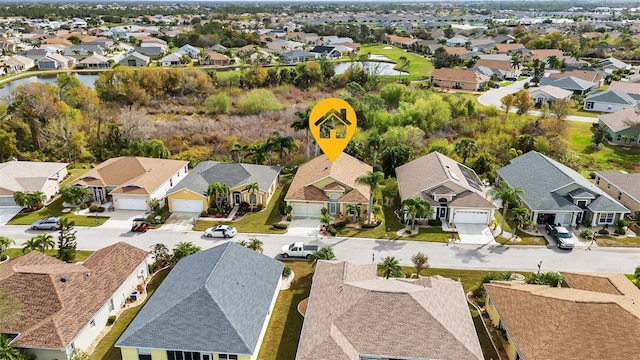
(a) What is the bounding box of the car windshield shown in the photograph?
[558,232,572,238]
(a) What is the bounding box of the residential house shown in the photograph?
[0,161,68,207]
[118,52,150,67]
[116,242,283,360]
[0,242,150,360]
[539,76,595,95]
[159,53,183,66]
[265,39,303,53]
[446,35,470,48]
[475,58,517,78]
[199,51,230,66]
[529,85,573,106]
[35,53,74,70]
[285,153,371,218]
[280,50,317,64]
[41,37,73,48]
[594,170,640,214]
[549,69,605,88]
[63,44,105,59]
[133,46,164,59]
[598,107,640,145]
[176,44,200,58]
[210,44,227,52]
[71,156,189,210]
[166,161,280,213]
[445,47,472,57]
[296,260,484,360]
[20,48,49,61]
[583,90,638,113]
[526,48,563,62]
[430,68,490,91]
[396,152,497,226]
[598,57,631,73]
[386,34,418,48]
[485,272,640,360]
[609,81,640,95]
[495,43,525,54]
[309,45,341,59]
[0,39,17,52]
[78,54,110,69]
[496,151,630,227]
[2,55,35,73]
[473,65,505,79]
[469,38,496,53]
[140,40,168,53]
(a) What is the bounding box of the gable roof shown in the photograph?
[608,81,640,95]
[496,151,628,212]
[540,76,595,91]
[0,243,148,349]
[72,157,188,195]
[296,261,484,360]
[484,274,640,360]
[584,90,637,106]
[0,161,68,194]
[495,43,525,53]
[116,242,283,355]
[528,48,563,60]
[548,69,604,84]
[599,106,640,132]
[475,58,511,71]
[167,162,280,197]
[595,170,640,203]
[284,154,371,203]
[123,51,151,63]
[529,85,573,100]
[79,54,109,64]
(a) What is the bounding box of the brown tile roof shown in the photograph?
[430,68,489,84]
[599,106,640,132]
[449,190,496,208]
[387,34,418,45]
[475,59,511,71]
[296,261,484,360]
[205,51,229,61]
[528,49,563,61]
[549,70,604,84]
[495,43,525,53]
[484,275,640,360]
[285,154,371,204]
[0,243,149,349]
[445,47,471,56]
[595,170,640,202]
[609,81,640,95]
[72,156,188,195]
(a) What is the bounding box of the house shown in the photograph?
[548,69,605,88]
[0,242,150,360]
[583,90,638,113]
[485,272,640,360]
[78,54,110,69]
[210,44,227,52]
[594,170,640,214]
[71,156,189,210]
[285,153,371,218]
[118,52,150,67]
[386,34,418,48]
[469,38,496,52]
[598,57,630,73]
[159,53,183,66]
[36,53,74,70]
[430,68,490,91]
[396,152,497,226]
[495,43,525,54]
[176,44,200,58]
[280,50,317,64]
[0,161,68,207]
[166,161,280,213]
[528,85,573,106]
[608,81,640,95]
[140,40,168,53]
[0,39,17,53]
[539,76,595,95]
[63,44,106,59]
[474,58,516,77]
[116,242,283,360]
[496,151,630,227]
[133,46,164,59]
[446,35,469,47]
[296,260,484,360]
[598,107,640,145]
[3,55,35,73]
[309,45,341,59]
[199,51,230,66]
[526,48,563,61]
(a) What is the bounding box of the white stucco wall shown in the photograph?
[584,101,632,113]
[148,165,189,204]
[249,277,282,360]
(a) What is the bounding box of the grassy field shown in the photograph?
[91,268,170,360]
[7,196,109,227]
[566,121,640,172]
[360,44,434,79]
[4,248,93,262]
[193,187,287,234]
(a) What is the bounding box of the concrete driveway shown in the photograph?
[161,212,199,232]
[286,217,320,236]
[456,223,498,245]
[101,210,147,229]
[0,207,21,226]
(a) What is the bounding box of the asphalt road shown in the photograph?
[3,224,639,274]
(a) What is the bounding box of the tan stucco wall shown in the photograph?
[486,295,518,360]
[151,349,168,360]
[120,347,138,360]
[432,79,481,91]
[167,189,208,212]
[596,178,640,213]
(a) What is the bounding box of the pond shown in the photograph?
[334,61,407,76]
[0,73,99,99]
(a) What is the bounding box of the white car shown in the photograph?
[204,225,237,238]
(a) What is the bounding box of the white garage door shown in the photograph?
[292,203,323,217]
[172,199,204,213]
[117,198,147,210]
[0,196,17,207]
[454,210,490,224]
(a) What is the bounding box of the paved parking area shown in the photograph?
[541,227,596,249]
[455,223,498,245]
[0,207,21,226]
[286,217,320,236]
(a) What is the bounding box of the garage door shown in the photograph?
[0,196,17,207]
[117,198,147,210]
[292,203,323,217]
[172,199,204,213]
[454,210,490,224]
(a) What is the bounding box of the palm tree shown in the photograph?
[0,236,13,260]
[414,199,433,228]
[454,138,478,165]
[510,50,522,75]
[60,186,90,205]
[356,171,385,225]
[0,335,22,360]
[501,94,515,121]
[236,240,248,247]
[546,55,561,70]
[248,142,268,165]
[308,246,335,266]
[22,238,42,254]
[367,133,385,168]
[207,182,224,208]
[247,238,264,253]
[378,256,402,279]
[268,131,296,164]
[29,191,46,207]
[246,181,260,210]
[509,207,531,238]
[13,191,31,209]
[291,108,311,160]
[402,198,418,230]
[346,203,362,222]
[489,182,525,236]
[171,241,201,264]
[22,233,55,253]
[230,142,248,163]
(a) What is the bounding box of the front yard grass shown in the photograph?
[566,121,640,172]
[5,248,93,262]
[595,234,640,247]
[258,261,313,360]
[7,197,109,227]
[497,229,548,246]
[91,268,170,360]
[192,186,287,234]
[360,44,434,78]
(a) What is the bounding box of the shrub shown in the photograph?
[428,219,442,226]
[282,266,292,276]
[79,202,89,209]
[598,228,610,235]
[272,223,288,229]
[205,92,231,115]
[327,225,337,236]
[255,204,263,211]
[361,221,381,229]
[286,214,291,221]
[472,285,486,298]
[107,315,116,326]
[236,89,283,115]
[581,229,594,240]
[477,297,486,307]
[89,204,99,212]
[96,206,105,213]
[615,227,626,235]
[321,207,328,216]
[334,220,348,229]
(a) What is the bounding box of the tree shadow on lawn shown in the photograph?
[274,271,313,360]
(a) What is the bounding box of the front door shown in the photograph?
[94,187,104,203]
[233,192,241,205]
[438,207,447,219]
[329,194,339,215]
[576,211,583,225]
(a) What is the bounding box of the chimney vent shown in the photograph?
[60,275,69,282]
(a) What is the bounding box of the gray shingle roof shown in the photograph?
[168,161,280,197]
[584,90,637,105]
[115,242,283,354]
[587,195,629,212]
[540,76,594,91]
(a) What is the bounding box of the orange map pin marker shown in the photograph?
[309,98,357,162]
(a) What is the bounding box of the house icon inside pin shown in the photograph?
[314,108,352,139]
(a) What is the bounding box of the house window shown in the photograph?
[249,193,257,205]
[90,319,95,328]
[585,101,594,109]
[595,177,600,185]
[618,191,622,200]
[170,179,173,186]
[577,200,587,209]
[219,355,238,360]
[599,213,615,224]
[167,351,205,360]
[109,298,115,312]
[139,349,152,360]
[616,134,622,141]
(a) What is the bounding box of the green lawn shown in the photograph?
[572,107,601,118]
[566,121,640,172]
[91,268,170,360]
[497,229,547,246]
[500,81,513,86]
[7,197,109,227]
[596,234,640,247]
[258,261,313,360]
[61,168,90,187]
[360,44,434,78]
[4,248,93,262]
[192,186,287,234]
